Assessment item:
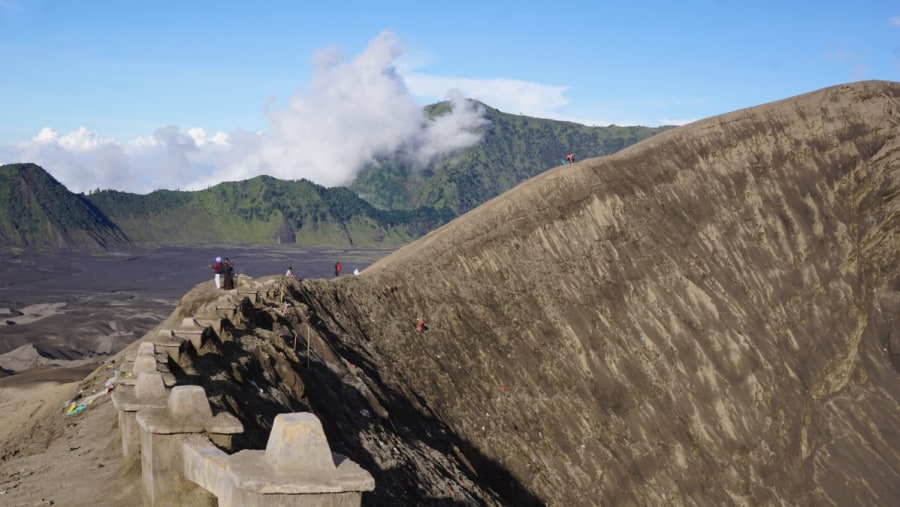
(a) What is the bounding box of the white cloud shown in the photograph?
[0,31,489,194]
[34,127,115,151]
[412,91,488,165]
[404,72,570,118]
[889,16,900,27]
[656,117,697,127]
[8,128,140,192]
[187,128,229,147]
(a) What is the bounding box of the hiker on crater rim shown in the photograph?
[285,266,296,279]
[222,257,235,290]
[334,261,342,277]
[209,256,224,289]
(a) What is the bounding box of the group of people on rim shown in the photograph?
[285,260,342,280]
[208,256,236,290]
[209,258,352,289]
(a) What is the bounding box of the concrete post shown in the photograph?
[110,371,168,465]
[137,385,243,507]
[132,341,159,375]
[224,412,375,506]
[175,317,207,351]
[154,329,182,362]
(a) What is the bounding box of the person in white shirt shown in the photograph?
[208,256,223,289]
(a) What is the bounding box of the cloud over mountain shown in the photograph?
[0,31,487,194]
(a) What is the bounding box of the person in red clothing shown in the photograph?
[208,256,223,289]
[334,261,342,277]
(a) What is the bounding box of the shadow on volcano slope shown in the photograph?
[281,81,900,505]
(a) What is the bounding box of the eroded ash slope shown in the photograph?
[174,80,900,506]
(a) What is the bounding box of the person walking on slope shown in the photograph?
[209,256,224,289]
[334,261,342,277]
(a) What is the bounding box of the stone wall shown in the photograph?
[112,302,375,507]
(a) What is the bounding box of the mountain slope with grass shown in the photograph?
[85,175,442,248]
[0,163,129,251]
[351,101,672,214]
[1,103,671,252]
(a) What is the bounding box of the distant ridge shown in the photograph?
[0,163,129,251]
[0,101,672,252]
[0,343,93,373]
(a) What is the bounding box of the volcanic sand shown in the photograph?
[0,245,392,505]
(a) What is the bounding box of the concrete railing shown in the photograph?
[137,384,244,506]
[111,305,375,506]
[183,412,375,507]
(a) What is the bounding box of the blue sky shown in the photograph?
[1,1,897,194]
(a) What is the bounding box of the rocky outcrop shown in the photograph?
[166,81,900,505]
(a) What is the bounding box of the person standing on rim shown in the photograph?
[334,261,342,277]
[209,256,223,289]
[222,257,235,290]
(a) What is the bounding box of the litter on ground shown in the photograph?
[64,374,118,416]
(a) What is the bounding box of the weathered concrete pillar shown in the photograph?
[225,412,375,506]
[132,341,158,375]
[137,385,243,507]
[182,435,233,503]
[110,371,168,465]
[154,329,183,362]
[175,317,207,351]
[117,341,176,388]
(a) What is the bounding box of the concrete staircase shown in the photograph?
[111,278,374,506]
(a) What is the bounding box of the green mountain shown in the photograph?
[351,101,673,214]
[0,163,128,251]
[85,175,449,248]
[0,103,674,251]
